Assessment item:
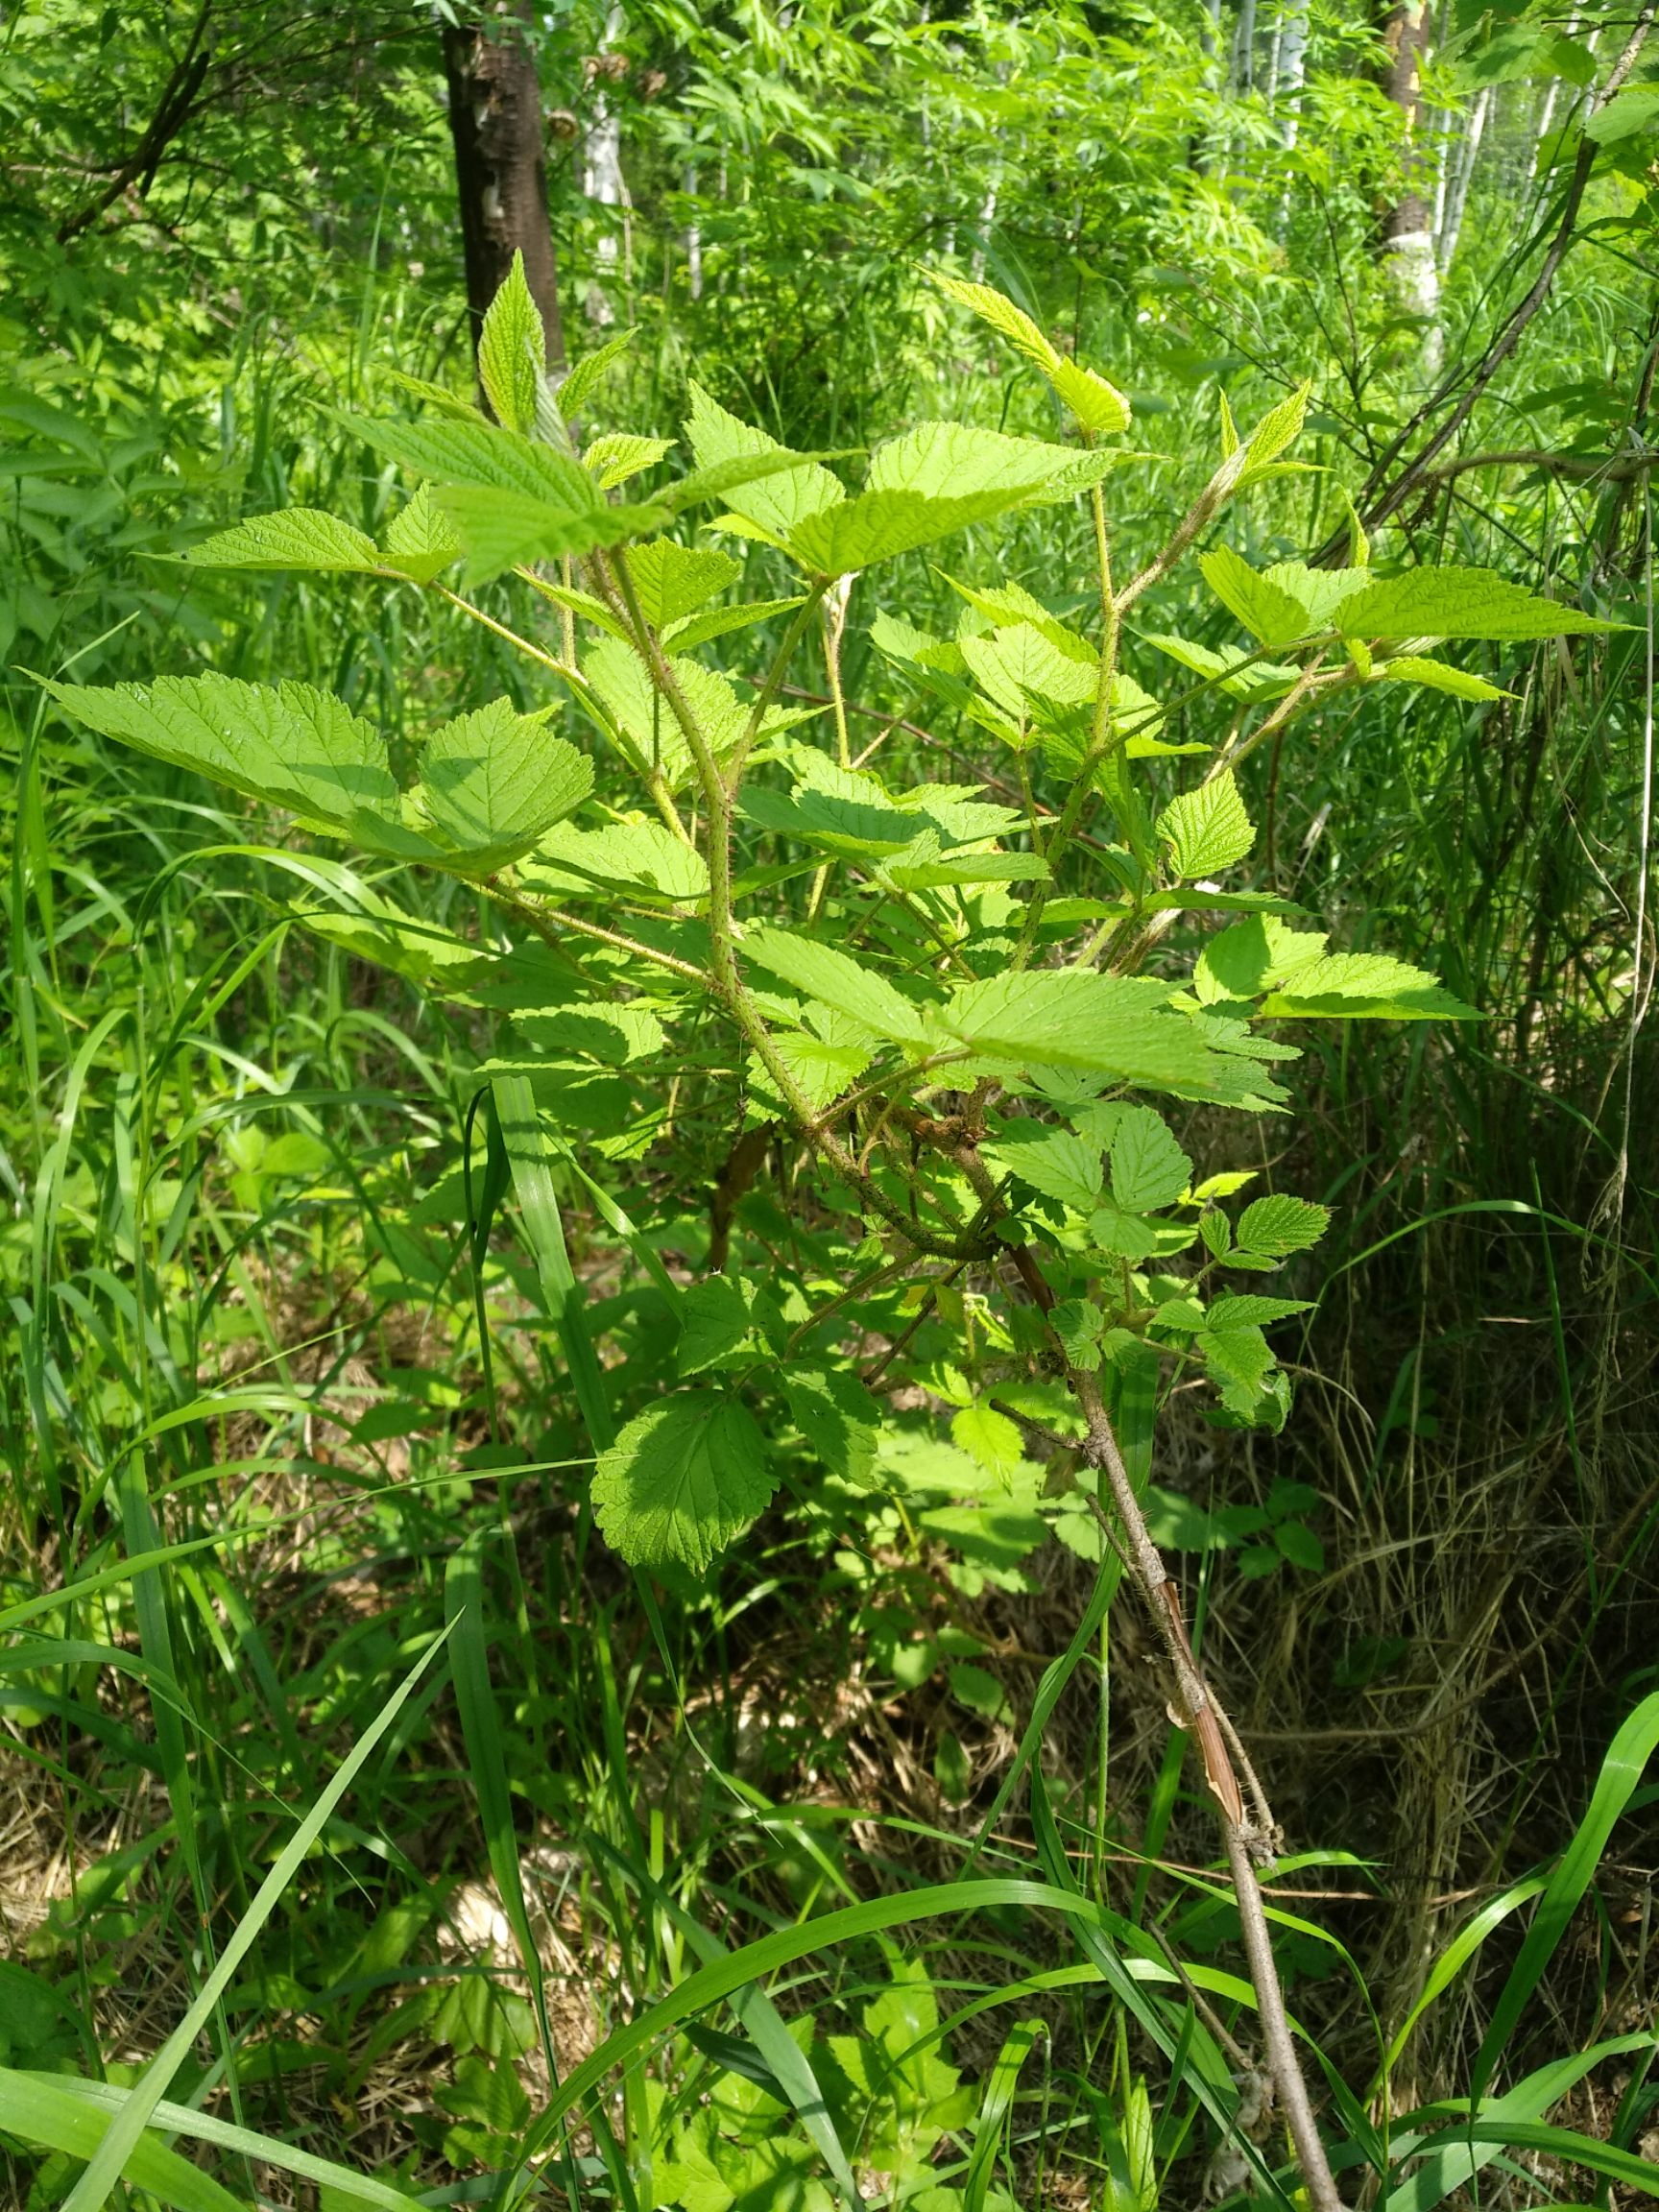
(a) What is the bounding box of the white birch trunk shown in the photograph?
[1276,0,1308,146]
[684,166,702,302]
[1437,84,1489,271]
[582,5,628,326]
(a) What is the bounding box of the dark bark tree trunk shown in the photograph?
[442,2,565,372]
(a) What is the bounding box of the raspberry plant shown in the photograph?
[45,258,1624,2207]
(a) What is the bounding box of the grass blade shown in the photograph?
[0,2072,247,2212]
[2,2072,424,2211]
[59,1625,450,2212]
[1473,1692,1659,2099]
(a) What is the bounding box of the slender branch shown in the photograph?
[57,0,215,243]
[725,585,830,793]
[1070,1369,1345,2212]
[493,888,709,987]
[1114,440,1254,617]
[594,551,986,1262]
[1327,3,1656,548]
[1414,445,1659,487]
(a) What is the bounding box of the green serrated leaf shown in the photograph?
[381,485,464,582]
[1157,770,1255,878]
[980,1120,1103,1212]
[1109,1108,1190,1212]
[664,595,806,651]
[1198,545,1311,648]
[522,818,709,902]
[185,508,383,574]
[926,271,1131,435]
[435,486,667,587]
[1235,1193,1330,1259]
[1050,1298,1106,1370]
[585,432,675,490]
[344,413,598,509]
[417,699,591,872]
[1048,356,1132,435]
[684,381,846,539]
[1142,632,1300,704]
[1261,950,1480,1020]
[786,487,1038,577]
[557,325,638,419]
[1195,915,1329,1002]
[1377,654,1512,701]
[742,926,926,1042]
[782,1365,881,1487]
[478,251,546,437]
[869,421,1116,504]
[936,971,1243,1097]
[1337,566,1628,641]
[951,1403,1025,1482]
[625,541,741,629]
[591,1392,774,1574]
[44,673,401,836]
[677,1278,755,1374]
[1239,380,1310,477]
[1205,1293,1312,1328]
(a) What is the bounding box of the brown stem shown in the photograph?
[1070,1369,1346,2212]
[56,1,214,244]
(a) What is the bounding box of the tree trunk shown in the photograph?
[1276,0,1309,147]
[582,3,629,326]
[1437,83,1489,272]
[1381,0,1442,364]
[442,2,565,373]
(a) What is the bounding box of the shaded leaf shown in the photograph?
[591,1392,774,1575]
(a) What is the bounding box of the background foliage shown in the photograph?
[1,1,1656,2206]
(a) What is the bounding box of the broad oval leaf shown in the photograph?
[591,1391,775,1574]
[1157,769,1256,878]
[417,699,592,872]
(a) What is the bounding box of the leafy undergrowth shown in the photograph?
[3,227,1657,2212]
